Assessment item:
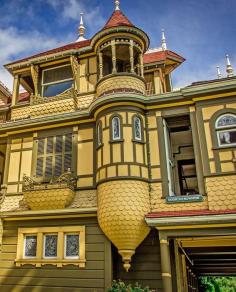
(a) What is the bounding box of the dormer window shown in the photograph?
[42,64,73,97]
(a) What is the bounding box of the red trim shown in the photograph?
[146,209,236,218]
[7,39,91,66]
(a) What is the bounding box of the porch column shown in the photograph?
[98,50,103,80]
[111,40,117,74]
[160,236,173,292]
[139,53,144,78]
[129,40,134,73]
[12,75,20,106]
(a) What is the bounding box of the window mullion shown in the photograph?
[62,135,65,173]
[42,138,47,178]
[52,136,56,177]
[57,232,64,263]
[36,232,43,264]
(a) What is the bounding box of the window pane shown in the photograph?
[43,66,73,84]
[65,134,72,152]
[36,157,44,177]
[218,130,236,146]
[44,235,57,258]
[47,137,53,153]
[134,117,142,140]
[217,114,236,128]
[43,80,73,97]
[56,136,63,153]
[24,235,37,257]
[38,139,44,155]
[55,155,62,176]
[65,234,79,258]
[64,154,72,172]
[45,156,53,177]
[112,117,121,140]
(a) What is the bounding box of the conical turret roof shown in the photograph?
[103,10,133,29]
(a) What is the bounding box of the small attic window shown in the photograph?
[42,64,73,97]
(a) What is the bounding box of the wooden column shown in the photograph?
[190,108,205,195]
[139,53,144,78]
[129,40,134,73]
[160,237,173,292]
[30,64,39,96]
[111,40,117,74]
[98,50,103,80]
[12,75,20,106]
[70,55,80,92]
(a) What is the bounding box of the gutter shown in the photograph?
[145,213,236,228]
[0,207,97,221]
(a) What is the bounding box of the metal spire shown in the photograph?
[76,12,86,42]
[115,0,120,11]
[216,66,222,79]
[226,54,234,77]
[161,29,167,51]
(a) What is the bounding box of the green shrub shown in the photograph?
[107,280,151,292]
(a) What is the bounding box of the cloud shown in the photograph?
[0,26,66,90]
[46,0,105,33]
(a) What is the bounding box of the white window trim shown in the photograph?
[215,113,236,129]
[43,233,58,259]
[217,129,236,147]
[64,233,80,260]
[23,235,37,259]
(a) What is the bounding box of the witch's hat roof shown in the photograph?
[103,9,133,30]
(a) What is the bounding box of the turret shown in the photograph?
[95,1,150,271]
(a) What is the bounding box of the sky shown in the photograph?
[0,0,236,91]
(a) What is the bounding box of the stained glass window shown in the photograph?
[24,235,37,258]
[44,234,58,258]
[65,234,79,258]
[134,116,142,141]
[216,114,236,147]
[112,117,121,140]
[97,122,102,146]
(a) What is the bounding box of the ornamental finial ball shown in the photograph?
[115,0,120,11]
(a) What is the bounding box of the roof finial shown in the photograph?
[76,12,86,42]
[226,54,234,77]
[216,66,222,79]
[115,0,120,11]
[161,29,167,51]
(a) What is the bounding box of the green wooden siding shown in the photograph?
[0,217,110,292]
[113,229,163,291]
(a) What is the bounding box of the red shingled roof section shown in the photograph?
[146,209,236,218]
[144,50,185,64]
[7,39,91,66]
[18,92,30,102]
[104,10,133,29]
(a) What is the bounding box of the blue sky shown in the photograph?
[0,0,236,91]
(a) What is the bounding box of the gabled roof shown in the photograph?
[103,10,133,29]
[6,39,91,67]
[144,50,185,65]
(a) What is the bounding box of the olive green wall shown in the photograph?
[0,217,112,292]
[113,229,163,291]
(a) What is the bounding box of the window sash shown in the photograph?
[42,65,73,86]
[134,116,142,141]
[216,114,236,129]
[217,129,236,147]
[64,234,80,259]
[36,133,73,180]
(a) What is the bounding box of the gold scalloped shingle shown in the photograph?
[97,180,150,271]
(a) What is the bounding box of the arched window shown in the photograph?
[216,114,236,147]
[97,122,102,146]
[133,116,142,141]
[112,116,121,140]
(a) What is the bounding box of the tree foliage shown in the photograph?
[199,277,236,292]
